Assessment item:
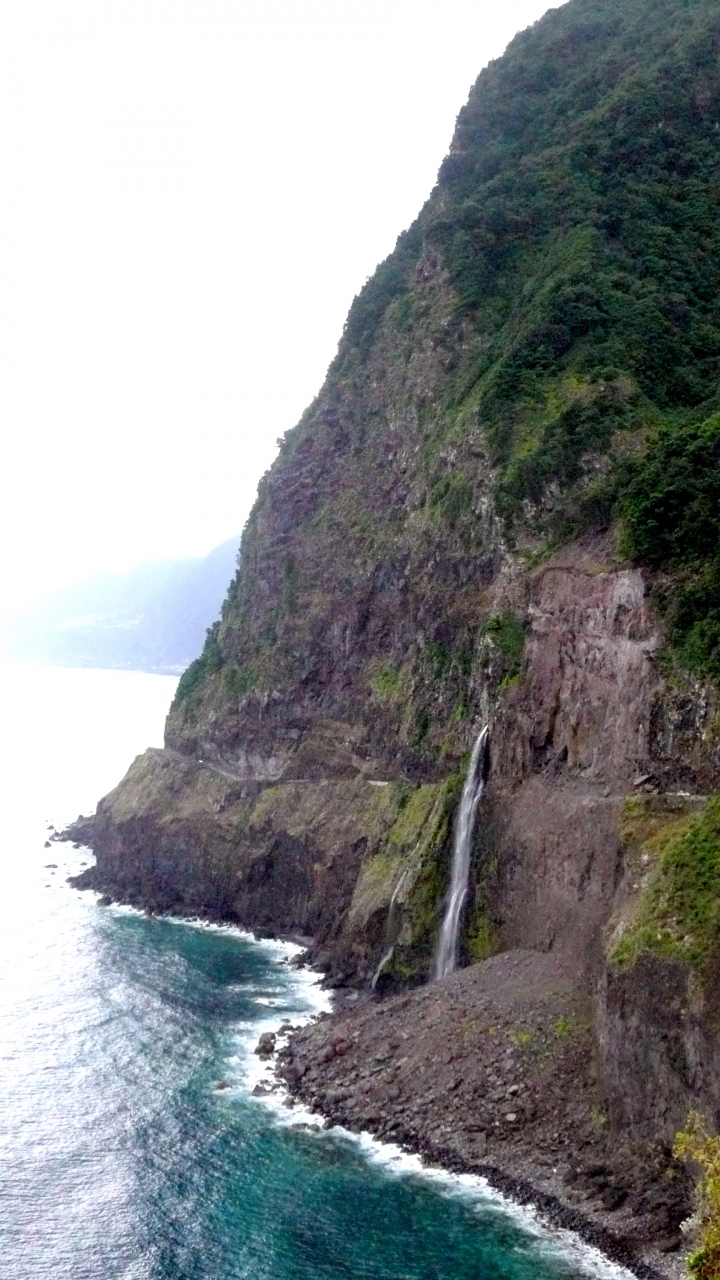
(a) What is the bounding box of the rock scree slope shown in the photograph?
[72,0,720,1270]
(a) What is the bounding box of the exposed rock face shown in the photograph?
[278,952,692,1272]
[77,532,674,986]
[485,539,664,982]
[599,954,720,1144]
[73,748,460,985]
[77,532,720,1139]
[498,551,660,786]
[73,0,720,1240]
[164,257,501,788]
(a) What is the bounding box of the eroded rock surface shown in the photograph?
[279,952,691,1277]
[70,1,720,1261]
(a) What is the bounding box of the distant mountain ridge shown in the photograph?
[2,537,239,673]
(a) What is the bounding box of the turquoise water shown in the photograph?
[0,664,626,1280]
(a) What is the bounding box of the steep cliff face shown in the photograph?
[483,537,662,977]
[79,0,720,1164]
[84,750,459,984]
[166,257,501,786]
[166,0,720,786]
[598,794,720,1145]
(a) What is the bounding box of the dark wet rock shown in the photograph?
[278,952,690,1280]
[254,1032,276,1059]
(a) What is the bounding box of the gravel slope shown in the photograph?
[277,951,692,1280]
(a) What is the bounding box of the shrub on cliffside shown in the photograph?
[612,796,720,971]
[173,622,223,706]
[619,412,720,680]
[674,1113,720,1280]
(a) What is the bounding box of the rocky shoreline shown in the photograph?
[274,951,693,1280]
[59,6,720,1274]
[61,815,696,1280]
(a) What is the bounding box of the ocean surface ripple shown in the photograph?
[0,664,626,1279]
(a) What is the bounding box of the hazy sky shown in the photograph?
[0,0,561,616]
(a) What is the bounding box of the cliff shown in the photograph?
[73,0,720,1265]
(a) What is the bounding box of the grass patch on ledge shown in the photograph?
[369,661,409,704]
[611,795,720,972]
[482,609,527,692]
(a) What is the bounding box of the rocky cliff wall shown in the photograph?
[76,747,463,985]
[74,532,720,1178]
[74,0,720,1193]
[484,538,662,977]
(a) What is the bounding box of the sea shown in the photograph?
[0,662,634,1280]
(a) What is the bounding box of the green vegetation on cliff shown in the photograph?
[674,1113,720,1280]
[483,611,526,691]
[342,0,720,507]
[619,411,720,679]
[348,776,462,983]
[171,0,720,769]
[175,622,222,703]
[612,795,720,971]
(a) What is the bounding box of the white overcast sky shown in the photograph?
[0,0,561,616]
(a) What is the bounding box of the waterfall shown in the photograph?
[433,725,489,981]
[370,944,395,991]
[371,862,414,990]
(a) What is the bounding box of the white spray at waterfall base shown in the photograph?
[434,726,489,981]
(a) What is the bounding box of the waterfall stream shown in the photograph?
[371,862,415,989]
[433,726,489,981]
